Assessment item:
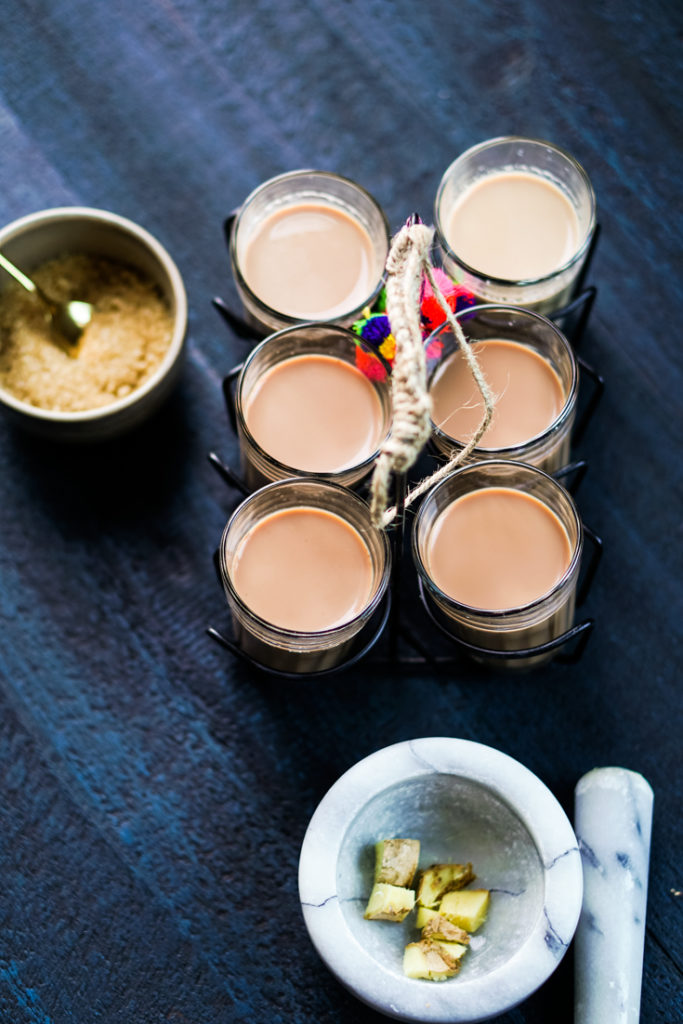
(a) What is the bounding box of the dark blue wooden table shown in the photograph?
[1,2,681,1022]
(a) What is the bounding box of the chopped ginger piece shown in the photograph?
[403,939,461,980]
[374,838,420,887]
[415,905,440,929]
[439,889,490,932]
[421,914,470,944]
[432,939,468,962]
[364,882,415,922]
[416,863,475,907]
[366,838,492,983]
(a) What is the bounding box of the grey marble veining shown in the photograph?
[574,767,654,1024]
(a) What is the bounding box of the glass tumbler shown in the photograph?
[434,137,596,314]
[233,323,392,492]
[230,169,390,335]
[412,461,583,670]
[219,478,391,674]
[426,305,579,474]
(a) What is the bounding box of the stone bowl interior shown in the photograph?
[338,773,543,980]
[299,737,583,1023]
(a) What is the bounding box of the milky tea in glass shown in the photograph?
[435,137,596,313]
[413,462,584,669]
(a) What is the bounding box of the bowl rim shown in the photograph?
[298,737,583,1023]
[0,205,188,423]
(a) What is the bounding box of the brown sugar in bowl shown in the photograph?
[0,207,187,441]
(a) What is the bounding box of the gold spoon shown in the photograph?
[0,251,93,356]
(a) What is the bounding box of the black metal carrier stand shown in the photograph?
[206,459,603,676]
[207,228,604,677]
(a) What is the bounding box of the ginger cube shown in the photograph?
[364,882,415,922]
[403,939,461,980]
[374,838,420,887]
[416,863,475,907]
[439,889,490,932]
[432,939,468,963]
[415,905,440,929]
[421,913,470,944]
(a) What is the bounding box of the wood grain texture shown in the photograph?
[0,1,681,1021]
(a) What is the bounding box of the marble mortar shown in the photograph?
[298,737,583,1023]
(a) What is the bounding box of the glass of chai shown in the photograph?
[219,478,391,674]
[434,137,596,313]
[426,305,578,474]
[234,323,392,491]
[230,170,390,334]
[412,461,584,670]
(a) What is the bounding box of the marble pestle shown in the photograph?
[574,767,654,1024]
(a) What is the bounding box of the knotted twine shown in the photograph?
[369,221,496,528]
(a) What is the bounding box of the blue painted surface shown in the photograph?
[0,1,681,1021]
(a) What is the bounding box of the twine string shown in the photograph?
[369,221,496,528]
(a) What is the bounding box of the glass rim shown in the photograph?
[229,168,391,326]
[434,135,597,288]
[219,476,392,639]
[234,322,392,481]
[426,303,579,455]
[412,460,584,619]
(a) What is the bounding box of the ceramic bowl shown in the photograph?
[0,206,187,441]
[298,737,582,1023]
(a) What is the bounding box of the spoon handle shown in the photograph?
[574,767,654,1024]
[0,252,38,294]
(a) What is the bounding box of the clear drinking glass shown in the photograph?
[230,169,390,335]
[219,478,391,674]
[426,305,578,474]
[434,137,596,313]
[412,461,583,670]
[233,323,392,492]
